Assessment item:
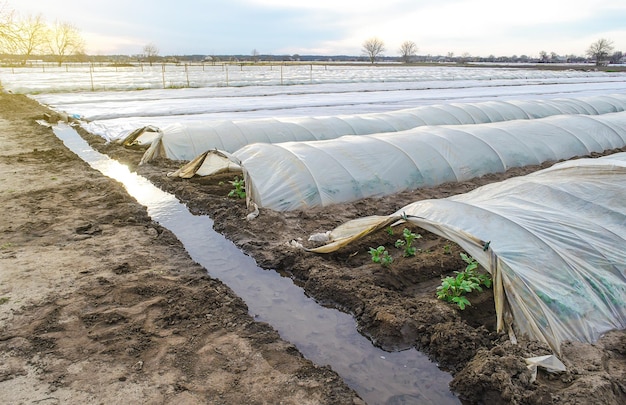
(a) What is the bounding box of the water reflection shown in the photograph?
[54,123,460,405]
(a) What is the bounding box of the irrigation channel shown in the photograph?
[52,123,460,405]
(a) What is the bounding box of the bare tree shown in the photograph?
[586,38,614,66]
[362,37,385,64]
[143,43,159,66]
[13,14,47,64]
[0,2,17,55]
[48,21,84,66]
[459,52,471,64]
[251,49,259,62]
[398,40,417,63]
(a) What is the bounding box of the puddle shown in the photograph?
[53,123,460,405]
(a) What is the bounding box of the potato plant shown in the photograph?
[227,176,246,199]
[369,246,393,267]
[394,228,422,257]
[436,253,492,309]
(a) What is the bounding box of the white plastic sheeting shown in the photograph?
[177,111,626,211]
[307,153,626,355]
[140,94,626,161]
[12,64,625,95]
[28,77,626,143]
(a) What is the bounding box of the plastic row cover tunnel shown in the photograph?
[175,111,626,211]
[139,94,626,162]
[308,152,626,354]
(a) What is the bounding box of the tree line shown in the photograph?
[362,37,622,66]
[0,2,85,66]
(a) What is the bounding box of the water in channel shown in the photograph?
[53,123,460,405]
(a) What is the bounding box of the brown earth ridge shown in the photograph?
[2,89,626,404]
[0,92,363,404]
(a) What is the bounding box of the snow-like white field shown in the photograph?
[2,64,625,142]
[2,63,618,93]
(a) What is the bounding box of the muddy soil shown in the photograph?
[88,122,626,403]
[4,88,626,405]
[0,92,363,404]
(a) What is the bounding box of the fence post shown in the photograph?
[162,64,166,88]
[89,62,94,91]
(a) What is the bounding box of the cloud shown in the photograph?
[8,0,626,56]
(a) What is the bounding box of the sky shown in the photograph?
[7,0,626,58]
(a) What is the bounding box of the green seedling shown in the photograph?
[369,246,393,267]
[394,228,421,257]
[385,226,394,236]
[436,253,492,309]
[381,254,393,267]
[436,274,476,310]
[460,253,492,288]
[443,244,452,255]
[227,176,246,199]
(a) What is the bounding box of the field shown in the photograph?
[2,63,626,404]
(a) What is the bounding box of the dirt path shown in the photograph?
[0,92,363,404]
